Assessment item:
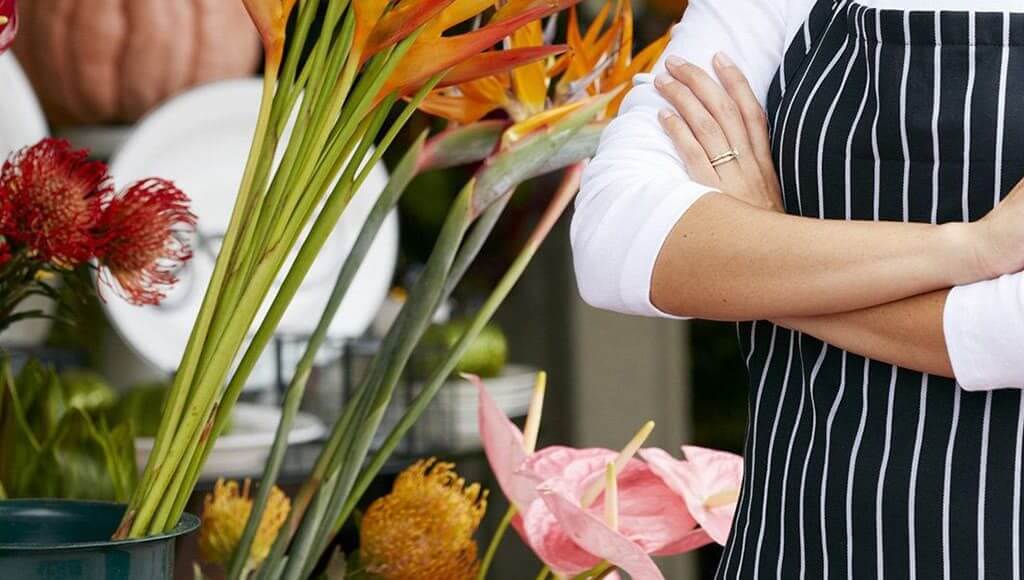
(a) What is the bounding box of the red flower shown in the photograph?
[0,138,112,267]
[0,0,17,53]
[0,239,11,268]
[96,178,196,306]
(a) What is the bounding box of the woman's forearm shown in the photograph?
[776,290,953,378]
[651,192,984,321]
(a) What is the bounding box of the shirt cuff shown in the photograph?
[943,274,1024,391]
[619,182,715,319]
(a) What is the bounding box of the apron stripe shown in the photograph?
[752,332,796,577]
[798,343,829,580]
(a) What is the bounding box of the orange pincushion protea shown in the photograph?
[198,479,291,571]
[0,138,111,267]
[360,458,488,579]
[95,178,196,306]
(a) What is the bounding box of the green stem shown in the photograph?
[292,181,476,579]
[224,132,428,580]
[335,164,584,530]
[536,566,551,580]
[478,506,518,580]
[121,55,281,538]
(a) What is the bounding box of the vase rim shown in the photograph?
[0,499,200,551]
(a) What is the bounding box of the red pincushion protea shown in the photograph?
[0,0,16,53]
[0,138,111,267]
[96,178,196,306]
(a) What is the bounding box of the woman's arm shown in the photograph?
[652,192,985,320]
[648,57,1024,321]
[572,0,798,316]
[661,53,1024,388]
[778,291,953,378]
[782,273,1024,388]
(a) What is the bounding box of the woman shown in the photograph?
[573,0,1024,578]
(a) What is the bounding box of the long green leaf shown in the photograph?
[228,132,429,580]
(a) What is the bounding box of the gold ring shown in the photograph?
[709,149,740,167]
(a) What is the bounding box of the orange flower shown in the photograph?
[419,0,669,139]
[360,458,488,579]
[241,0,298,64]
[198,479,291,571]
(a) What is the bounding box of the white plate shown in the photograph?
[135,403,326,479]
[0,53,54,347]
[0,53,47,158]
[105,79,399,383]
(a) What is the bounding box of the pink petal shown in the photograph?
[473,374,535,509]
[613,462,706,554]
[522,449,707,554]
[521,497,601,575]
[640,446,744,545]
[516,446,617,501]
[539,477,666,580]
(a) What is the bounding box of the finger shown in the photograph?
[712,52,780,197]
[658,109,720,187]
[664,57,762,185]
[654,73,746,188]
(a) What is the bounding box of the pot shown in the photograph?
[0,499,199,580]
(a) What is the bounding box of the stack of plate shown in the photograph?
[389,365,539,454]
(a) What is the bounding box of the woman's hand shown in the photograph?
[973,180,1024,279]
[655,52,783,212]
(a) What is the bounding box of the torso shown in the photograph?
[718,2,1024,578]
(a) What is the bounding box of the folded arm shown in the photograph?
[572,0,1024,389]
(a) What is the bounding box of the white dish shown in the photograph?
[135,403,326,479]
[0,53,47,158]
[0,53,54,347]
[105,79,399,384]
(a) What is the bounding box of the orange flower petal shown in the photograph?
[422,0,495,38]
[242,0,298,61]
[383,0,580,97]
[441,46,566,89]
[363,0,457,60]
[353,0,391,56]
[509,21,549,116]
[419,93,501,124]
[612,0,635,76]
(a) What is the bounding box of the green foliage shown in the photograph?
[0,358,137,501]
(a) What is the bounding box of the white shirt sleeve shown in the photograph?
[944,275,1024,390]
[570,0,793,317]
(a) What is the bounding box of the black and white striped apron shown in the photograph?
[716,2,1024,578]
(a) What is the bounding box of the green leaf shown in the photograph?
[40,409,117,500]
[60,370,117,413]
[471,94,615,217]
[0,360,42,497]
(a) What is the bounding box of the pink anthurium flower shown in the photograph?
[474,375,715,577]
[529,450,713,578]
[0,0,17,54]
[639,446,744,545]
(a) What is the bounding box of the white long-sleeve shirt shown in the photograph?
[571,0,1024,390]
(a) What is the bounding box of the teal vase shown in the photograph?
[0,500,199,580]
